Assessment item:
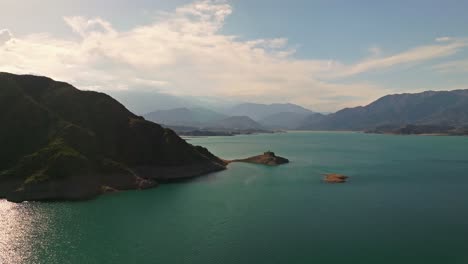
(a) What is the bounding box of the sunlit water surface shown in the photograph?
[1,132,468,263]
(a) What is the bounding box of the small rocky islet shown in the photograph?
[229,151,289,166]
[323,173,349,183]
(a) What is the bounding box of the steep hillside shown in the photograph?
[0,73,225,202]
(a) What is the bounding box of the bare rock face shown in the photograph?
[323,174,349,183]
[231,151,289,166]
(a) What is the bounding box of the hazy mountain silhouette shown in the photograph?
[108,90,196,115]
[144,107,227,127]
[228,103,314,121]
[207,116,265,130]
[109,90,240,115]
[258,112,311,130]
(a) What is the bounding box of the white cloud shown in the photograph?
[0,29,12,45]
[64,17,116,37]
[436,36,452,42]
[319,40,468,79]
[0,0,466,111]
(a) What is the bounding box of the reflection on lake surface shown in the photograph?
[0,200,81,264]
[0,200,42,263]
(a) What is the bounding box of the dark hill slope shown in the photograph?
[0,73,225,202]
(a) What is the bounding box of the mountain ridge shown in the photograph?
[299,89,468,131]
[206,115,265,130]
[227,102,314,121]
[144,107,227,128]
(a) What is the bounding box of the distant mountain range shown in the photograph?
[227,103,314,121]
[144,103,315,131]
[144,108,265,130]
[107,90,240,115]
[138,89,468,134]
[144,107,227,128]
[258,112,312,130]
[206,116,265,130]
[299,90,468,131]
[108,90,197,115]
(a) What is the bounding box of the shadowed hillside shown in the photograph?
[0,73,226,202]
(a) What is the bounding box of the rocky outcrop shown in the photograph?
[323,174,349,183]
[230,151,289,166]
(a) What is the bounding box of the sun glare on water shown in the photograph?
[0,200,48,264]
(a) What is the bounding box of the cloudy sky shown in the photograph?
[1,0,468,111]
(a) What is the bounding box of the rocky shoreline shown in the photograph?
[2,161,227,203]
[1,151,291,202]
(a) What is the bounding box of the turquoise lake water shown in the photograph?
[2,132,468,263]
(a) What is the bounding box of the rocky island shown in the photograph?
[0,73,227,202]
[323,174,349,183]
[230,151,289,166]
